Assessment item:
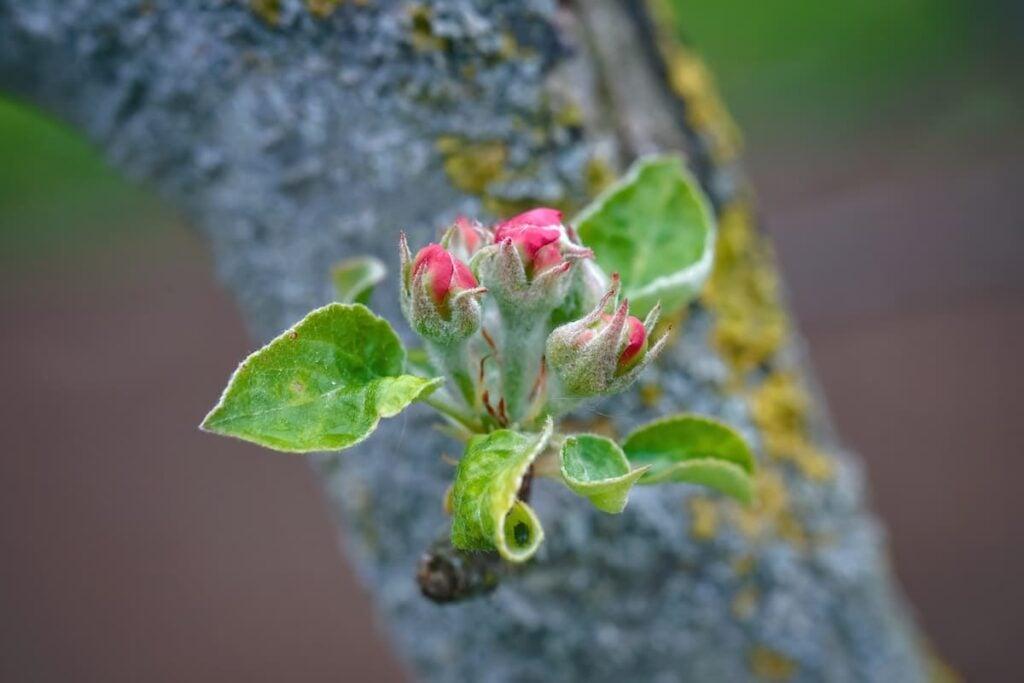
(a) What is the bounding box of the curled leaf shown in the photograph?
[450,418,553,562]
[332,256,387,305]
[559,434,649,513]
[622,414,756,504]
[574,155,716,317]
[201,303,441,453]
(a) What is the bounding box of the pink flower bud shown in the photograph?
[400,234,485,346]
[493,222,563,276]
[495,207,564,230]
[491,207,588,279]
[476,207,594,326]
[546,275,666,397]
[412,243,479,305]
[443,216,487,262]
[618,315,648,372]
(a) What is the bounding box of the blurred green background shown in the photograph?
[1,2,1021,682]
[672,0,1019,135]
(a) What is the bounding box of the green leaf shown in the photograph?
[450,418,553,562]
[574,155,716,317]
[559,434,649,513]
[331,256,387,305]
[201,303,442,453]
[621,414,756,504]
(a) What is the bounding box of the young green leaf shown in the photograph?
[331,256,387,305]
[574,155,716,317]
[559,434,649,513]
[621,414,756,504]
[201,303,442,453]
[450,418,553,563]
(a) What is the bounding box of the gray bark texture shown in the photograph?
[1,1,935,681]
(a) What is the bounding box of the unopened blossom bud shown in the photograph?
[400,234,486,346]
[477,207,592,320]
[496,207,564,231]
[492,208,590,278]
[546,275,667,398]
[442,216,488,263]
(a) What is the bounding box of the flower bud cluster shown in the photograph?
[400,208,666,421]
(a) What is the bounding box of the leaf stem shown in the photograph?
[427,340,478,410]
[421,393,483,433]
[532,450,563,479]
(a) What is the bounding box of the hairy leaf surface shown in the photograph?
[575,155,716,317]
[202,303,441,452]
[560,434,649,513]
[450,419,552,562]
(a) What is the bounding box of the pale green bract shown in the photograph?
[450,418,553,562]
[559,434,649,513]
[574,155,716,317]
[201,303,442,453]
[622,414,756,504]
[331,256,387,305]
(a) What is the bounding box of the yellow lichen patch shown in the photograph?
[307,0,368,19]
[703,203,788,377]
[729,468,807,549]
[644,0,742,163]
[751,372,807,438]
[732,553,756,576]
[664,50,742,163]
[688,496,720,540]
[250,0,282,25]
[774,508,810,548]
[732,584,759,620]
[638,381,663,408]
[789,442,834,482]
[704,204,834,482]
[584,156,616,197]
[553,101,584,129]
[926,648,961,683]
[408,4,448,52]
[749,646,798,681]
[307,0,337,18]
[498,32,520,60]
[751,373,835,482]
[436,136,508,195]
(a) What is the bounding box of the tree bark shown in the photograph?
[0,1,935,680]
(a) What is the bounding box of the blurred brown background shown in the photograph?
[1,2,1022,681]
